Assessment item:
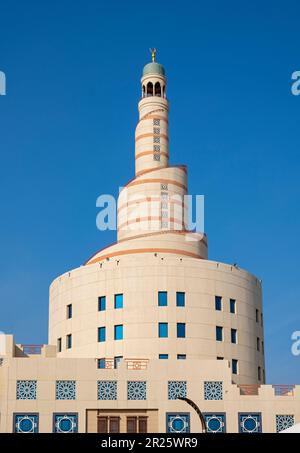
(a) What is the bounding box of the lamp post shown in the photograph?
[177,397,207,433]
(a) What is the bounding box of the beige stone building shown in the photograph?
[0,55,299,434]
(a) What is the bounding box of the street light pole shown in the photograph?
[177,397,207,433]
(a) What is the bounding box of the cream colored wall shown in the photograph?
[49,255,264,385]
[0,354,299,433]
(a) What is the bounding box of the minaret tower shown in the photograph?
[86,51,208,263]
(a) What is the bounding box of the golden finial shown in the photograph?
[149,48,157,62]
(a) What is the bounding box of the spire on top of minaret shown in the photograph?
[150,48,157,62]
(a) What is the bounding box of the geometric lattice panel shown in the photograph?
[238,413,262,433]
[166,413,190,433]
[56,380,76,400]
[13,414,39,433]
[276,415,294,432]
[53,413,78,433]
[168,381,187,400]
[98,381,117,400]
[204,413,226,433]
[204,381,223,400]
[127,381,146,400]
[16,380,37,400]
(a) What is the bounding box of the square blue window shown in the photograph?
[216,326,223,341]
[168,381,187,400]
[98,296,106,311]
[97,358,106,369]
[158,291,167,306]
[53,413,78,433]
[166,413,190,433]
[114,324,123,340]
[159,323,168,338]
[177,354,186,360]
[56,380,76,400]
[231,329,237,344]
[232,359,238,374]
[127,381,147,400]
[204,413,226,433]
[177,323,186,338]
[176,292,185,307]
[215,296,222,311]
[114,294,123,309]
[16,380,37,400]
[67,334,72,349]
[14,414,39,433]
[238,413,262,433]
[98,327,106,342]
[230,299,236,314]
[159,354,169,359]
[98,381,117,400]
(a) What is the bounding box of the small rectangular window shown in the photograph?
[114,294,123,309]
[258,366,261,381]
[66,334,72,349]
[67,304,72,319]
[216,326,223,342]
[177,323,186,338]
[262,341,264,354]
[109,417,120,433]
[98,327,106,342]
[231,328,237,344]
[215,296,222,311]
[138,417,148,433]
[158,291,167,306]
[261,313,263,326]
[159,354,169,359]
[256,309,259,322]
[114,324,123,340]
[158,322,168,338]
[98,358,106,369]
[57,338,62,353]
[230,299,236,314]
[257,337,260,351]
[177,354,186,360]
[232,359,238,374]
[98,416,108,433]
[98,296,106,311]
[217,356,224,360]
[127,417,137,433]
[114,356,123,368]
[176,292,185,307]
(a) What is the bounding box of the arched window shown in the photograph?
[155,82,161,97]
[147,82,153,96]
[142,85,146,98]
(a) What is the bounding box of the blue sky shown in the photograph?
[0,0,299,383]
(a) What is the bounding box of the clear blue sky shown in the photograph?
[0,0,299,383]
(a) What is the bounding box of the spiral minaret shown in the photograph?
[85,56,208,265]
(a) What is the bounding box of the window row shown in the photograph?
[12,412,295,433]
[168,412,295,433]
[215,296,236,313]
[16,380,223,401]
[99,323,186,342]
[65,294,124,321]
[158,322,186,338]
[215,296,263,325]
[66,294,262,320]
